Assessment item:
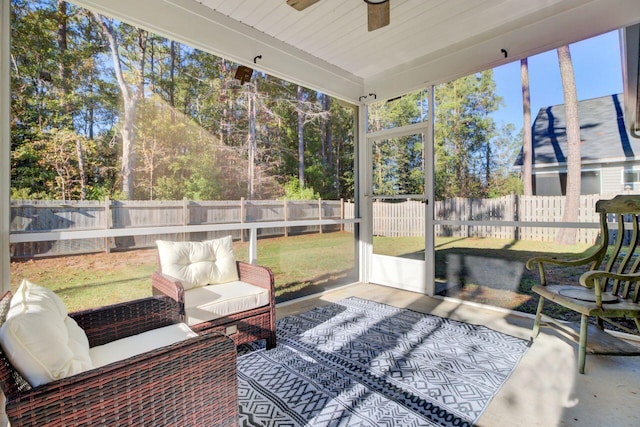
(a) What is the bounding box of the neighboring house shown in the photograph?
[517,93,640,197]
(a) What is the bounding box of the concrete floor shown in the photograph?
[276,283,640,427]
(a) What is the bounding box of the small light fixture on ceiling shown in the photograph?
[234,55,262,85]
[364,0,390,32]
[234,65,254,85]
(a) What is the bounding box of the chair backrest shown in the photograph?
[0,291,32,396]
[594,195,640,301]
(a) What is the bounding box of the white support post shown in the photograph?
[357,103,370,284]
[424,85,436,296]
[1,0,11,294]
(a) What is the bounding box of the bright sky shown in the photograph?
[491,30,623,132]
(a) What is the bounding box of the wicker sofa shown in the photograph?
[0,290,238,427]
[151,237,276,349]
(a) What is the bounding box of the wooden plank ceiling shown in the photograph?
[199,0,569,80]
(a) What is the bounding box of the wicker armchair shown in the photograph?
[0,293,238,426]
[152,259,277,349]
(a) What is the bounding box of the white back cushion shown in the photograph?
[156,236,239,290]
[0,280,93,387]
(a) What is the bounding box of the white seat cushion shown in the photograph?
[156,236,239,290]
[0,280,93,387]
[184,281,269,325]
[89,323,198,369]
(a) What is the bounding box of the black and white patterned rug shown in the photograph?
[237,297,529,426]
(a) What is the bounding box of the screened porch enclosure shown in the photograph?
[3,0,640,304]
[3,1,640,426]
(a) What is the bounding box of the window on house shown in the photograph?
[534,173,563,196]
[534,170,600,196]
[624,169,640,191]
[581,170,601,195]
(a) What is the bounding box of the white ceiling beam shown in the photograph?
[70,0,364,103]
[365,0,640,102]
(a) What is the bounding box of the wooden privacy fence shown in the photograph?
[11,194,610,258]
[10,198,350,258]
[434,194,601,243]
[368,194,602,244]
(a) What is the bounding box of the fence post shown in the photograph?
[318,198,323,234]
[514,194,520,241]
[182,197,189,242]
[467,198,472,238]
[340,198,344,232]
[249,227,258,265]
[104,196,111,254]
[284,198,288,237]
[240,197,245,242]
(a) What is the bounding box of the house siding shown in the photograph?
[522,94,640,198]
[601,166,622,197]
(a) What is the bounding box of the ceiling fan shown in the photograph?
[286,0,390,32]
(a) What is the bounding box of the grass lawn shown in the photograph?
[372,234,598,321]
[433,236,598,322]
[10,250,157,312]
[10,232,598,323]
[10,232,357,312]
[237,232,357,301]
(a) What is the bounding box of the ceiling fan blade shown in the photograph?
[367,0,390,32]
[286,0,321,11]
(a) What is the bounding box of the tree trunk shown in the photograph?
[88,73,94,140]
[521,58,533,196]
[56,1,70,106]
[58,1,87,200]
[297,85,305,187]
[247,84,257,199]
[485,140,491,187]
[121,102,138,199]
[169,40,176,124]
[555,45,581,245]
[93,13,145,199]
[323,94,333,192]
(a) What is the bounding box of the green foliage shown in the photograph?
[282,178,319,200]
[10,187,51,200]
[10,0,522,206]
[368,93,426,197]
[10,0,356,203]
[434,71,504,200]
[487,174,524,198]
[372,134,423,196]
[368,91,427,131]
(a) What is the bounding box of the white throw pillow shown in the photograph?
[0,280,93,387]
[156,236,239,290]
